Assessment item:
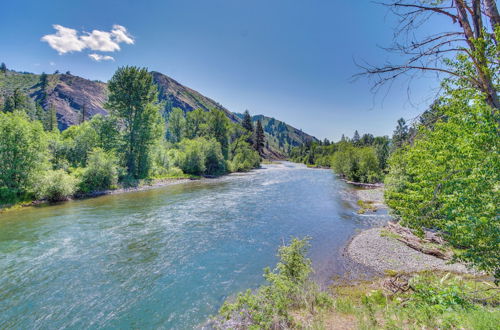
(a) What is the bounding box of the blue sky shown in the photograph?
[0,0,446,140]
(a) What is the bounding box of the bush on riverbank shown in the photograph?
[78,148,121,192]
[32,169,78,202]
[214,237,333,329]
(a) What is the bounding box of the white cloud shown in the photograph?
[41,25,86,54]
[81,30,120,52]
[111,25,134,45]
[88,54,115,62]
[42,24,134,55]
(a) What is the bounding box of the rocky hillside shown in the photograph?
[0,69,317,155]
[235,113,318,155]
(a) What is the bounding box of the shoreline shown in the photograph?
[342,183,477,277]
[0,175,232,214]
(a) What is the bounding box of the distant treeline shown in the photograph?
[0,66,264,206]
[290,129,398,184]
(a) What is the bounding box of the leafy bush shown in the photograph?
[384,89,500,279]
[229,141,260,172]
[215,237,332,329]
[79,148,120,192]
[176,138,227,176]
[32,169,78,202]
[331,145,382,183]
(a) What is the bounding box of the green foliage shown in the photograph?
[229,140,260,172]
[185,108,208,139]
[31,169,78,202]
[254,119,265,155]
[331,272,499,330]
[0,112,47,203]
[331,144,382,183]
[207,109,230,159]
[391,118,408,150]
[78,148,120,192]
[176,137,227,176]
[105,66,164,179]
[215,237,332,329]
[385,87,499,278]
[166,107,186,143]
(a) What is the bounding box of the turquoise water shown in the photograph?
[0,163,386,329]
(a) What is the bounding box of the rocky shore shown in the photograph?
[345,184,475,276]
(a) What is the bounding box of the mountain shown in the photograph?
[234,113,318,155]
[0,69,317,157]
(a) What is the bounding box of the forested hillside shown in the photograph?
[0,66,263,207]
[0,67,313,157]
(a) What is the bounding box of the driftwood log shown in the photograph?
[385,222,452,260]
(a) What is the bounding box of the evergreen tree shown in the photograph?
[0,62,6,73]
[242,110,253,132]
[45,105,58,132]
[39,72,48,89]
[105,66,164,178]
[254,119,265,155]
[360,133,374,146]
[392,118,409,149]
[80,104,87,124]
[242,110,254,145]
[352,130,360,146]
[3,89,30,113]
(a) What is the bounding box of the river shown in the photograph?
[0,162,388,329]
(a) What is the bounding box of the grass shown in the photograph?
[357,199,377,214]
[321,271,499,329]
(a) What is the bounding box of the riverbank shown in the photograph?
[344,184,478,276]
[0,175,221,213]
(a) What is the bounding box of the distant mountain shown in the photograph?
[0,69,317,157]
[234,113,318,155]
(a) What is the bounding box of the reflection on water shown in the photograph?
[0,162,388,329]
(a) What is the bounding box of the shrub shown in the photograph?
[177,139,206,175]
[79,148,119,192]
[215,237,332,328]
[176,138,227,176]
[229,141,260,172]
[331,146,382,183]
[32,169,78,202]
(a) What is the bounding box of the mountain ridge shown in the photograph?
[0,68,317,155]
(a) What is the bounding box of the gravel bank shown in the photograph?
[354,187,386,210]
[347,227,474,274]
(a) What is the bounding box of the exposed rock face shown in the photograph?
[151,71,240,122]
[39,74,108,130]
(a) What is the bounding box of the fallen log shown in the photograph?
[385,222,452,260]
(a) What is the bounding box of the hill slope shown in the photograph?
[0,69,317,156]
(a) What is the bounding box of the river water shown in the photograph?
[0,162,387,329]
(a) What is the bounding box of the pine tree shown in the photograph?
[254,119,265,155]
[46,105,58,131]
[80,104,86,124]
[392,118,409,149]
[0,62,6,73]
[352,130,360,146]
[242,110,254,145]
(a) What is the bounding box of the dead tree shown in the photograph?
[357,1,499,111]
